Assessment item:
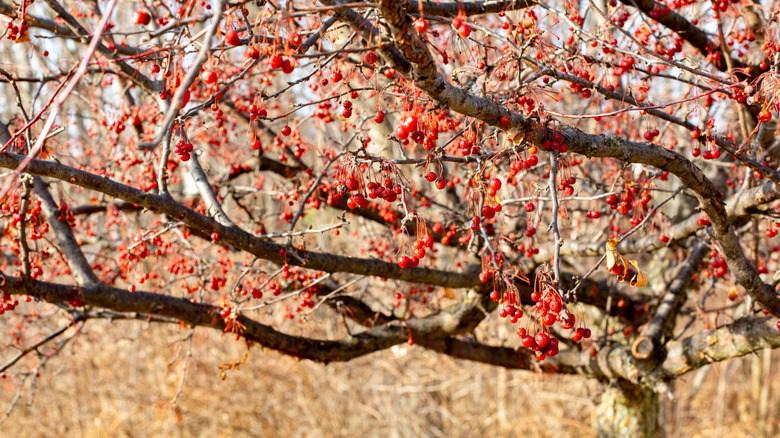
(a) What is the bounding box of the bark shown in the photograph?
[594,383,659,438]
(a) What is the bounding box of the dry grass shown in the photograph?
[0,316,778,438]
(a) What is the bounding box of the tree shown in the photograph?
[0,0,779,434]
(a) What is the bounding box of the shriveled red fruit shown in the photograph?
[133,10,151,25]
[246,46,260,60]
[225,30,240,46]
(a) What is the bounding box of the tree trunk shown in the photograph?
[594,382,659,438]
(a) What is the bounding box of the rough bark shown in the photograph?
[594,383,659,438]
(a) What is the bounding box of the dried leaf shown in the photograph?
[605,238,620,271]
[605,239,646,287]
[627,260,647,287]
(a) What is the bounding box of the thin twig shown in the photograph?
[568,186,684,299]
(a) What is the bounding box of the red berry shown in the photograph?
[414,19,428,33]
[270,54,284,69]
[201,70,218,84]
[246,46,260,60]
[281,59,295,74]
[225,30,241,46]
[133,10,151,25]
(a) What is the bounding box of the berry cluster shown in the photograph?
[451,17,472,38]
[173,139,193,161]
[425,171,447,190]
[585,210,601,219]
[541,131,568,153]
[269,54,295,74]
[490,267,592,361]
[5,16,28,42]
[710,252,729,278]
[330,156,403,210]
[0,293,19,315]
[397,220,434,269]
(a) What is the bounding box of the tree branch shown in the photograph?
[0,153,481,288]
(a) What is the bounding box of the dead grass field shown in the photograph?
[0,316,778,438]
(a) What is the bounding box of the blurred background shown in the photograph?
[0,316,777,437]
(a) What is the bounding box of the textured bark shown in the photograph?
[403,0,536,17]
[594,384,659,438]
[0,274,492,363]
